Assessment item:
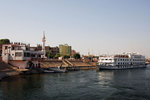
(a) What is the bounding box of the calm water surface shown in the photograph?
[0,66,150,100]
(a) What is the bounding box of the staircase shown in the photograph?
[62,60,69,67]
[65,59,74,67]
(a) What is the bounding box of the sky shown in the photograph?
[0,0,150,57]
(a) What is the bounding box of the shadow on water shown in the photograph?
[0,66,150,100]
[0,74,45,100]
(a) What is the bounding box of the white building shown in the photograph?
[2,43,43,63]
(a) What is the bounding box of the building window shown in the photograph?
[5,46,8,50]
[24,52,30,57]
[15,52,22,57]
[12,47,15,50]
[31,54,35,57]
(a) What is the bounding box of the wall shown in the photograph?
[9,60,40,69]
[9,61,28,69]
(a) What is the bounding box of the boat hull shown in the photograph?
[97,65,146,70]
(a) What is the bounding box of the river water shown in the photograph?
[0,66,150,100]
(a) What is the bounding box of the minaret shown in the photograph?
[42,31,46,58]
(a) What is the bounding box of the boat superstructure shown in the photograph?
[97,53,146,70]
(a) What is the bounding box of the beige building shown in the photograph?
[59,44,71,56]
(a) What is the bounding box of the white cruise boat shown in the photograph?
[97,53,146,70]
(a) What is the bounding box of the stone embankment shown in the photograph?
[40,59,97,69]
[0,59,97,80]
[0,61,20,81]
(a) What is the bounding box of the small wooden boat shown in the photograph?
[43,65,68,73]
[48,67,67,73]
[43,70,55,73]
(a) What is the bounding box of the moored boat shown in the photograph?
[97,53,146,70]
[42,65,68,73]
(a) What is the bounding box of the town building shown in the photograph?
[45,46,59,57]
[50,46,59,57]
[2,43,43,63]
[30,45,59,58]
[59,44,71,56]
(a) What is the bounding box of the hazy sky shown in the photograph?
[0,0,150,57]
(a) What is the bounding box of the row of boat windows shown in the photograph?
[117,62,145,65]
[116,59,129,61]
[100,59,145,61]
[117,66,135,68]
[116,59,145,61]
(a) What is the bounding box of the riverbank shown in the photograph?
[0,60,97,81]
[0,61,20,81]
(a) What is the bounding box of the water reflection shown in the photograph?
[98,71,114,86]
[0,74,44,100]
